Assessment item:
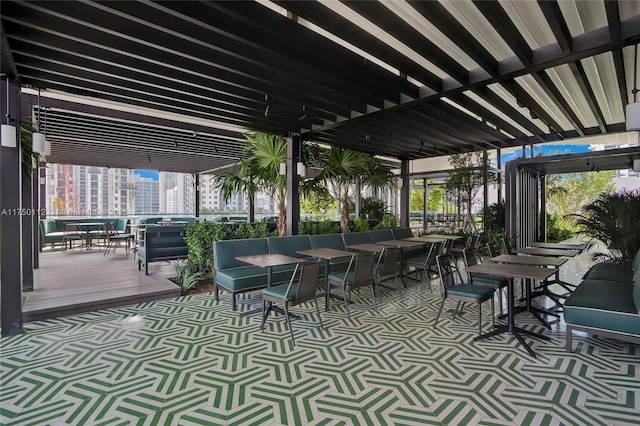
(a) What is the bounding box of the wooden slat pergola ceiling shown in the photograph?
[1,1,639,174]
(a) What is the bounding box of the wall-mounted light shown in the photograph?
[1,76,16,148]
[32,132,46,153]
[279,162,286,176]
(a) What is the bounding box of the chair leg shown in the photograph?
[490,297,495,329]
[284,304,295,345]
[371,284,379,313]
[342,286,350,318]
[260,298,267,331]
[434,298,445,329]
[497,288,504,316]
[477,303,482,336]
[452,301,462,319]
[314,298,324,330]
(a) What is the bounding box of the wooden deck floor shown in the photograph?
[24,248,182,322]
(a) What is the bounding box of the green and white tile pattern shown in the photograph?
[1,280,638,425]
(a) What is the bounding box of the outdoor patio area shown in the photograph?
[24,248,180,322]
[2,249,638,425]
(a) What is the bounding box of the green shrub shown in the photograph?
[374,214,398,229]
[234,221,277,239]
[184,221,233,281]
[352,217,370,232]
[546,213,572,242]
[298,220,341,235]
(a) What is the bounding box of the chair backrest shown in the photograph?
[351,253,376,291]
[463,235,473,249]
[422,242,441,267]
[64,223,80,236]
[469,234,481,249]
[291,261,321,304]
[486,242,500,258]
[502,237,514,255]
[463,248,479,281]
[442,238,454,255]
[377,247,400,278]
[104,221,119,237]
[436,254,456,293]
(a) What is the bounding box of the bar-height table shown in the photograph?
[489,254,567,328]
[465,262,557,358]
[376,240,424,286]
[296,248,356,311]
[236,254,306,318]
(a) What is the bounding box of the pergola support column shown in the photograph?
[399,160,410,228]
[1,78,24,336]
[286,136,300,236]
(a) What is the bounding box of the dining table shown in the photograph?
[530,242,588,252]
[513,247,580,294]
[296,248,357,311]
[69,222,106,250]
[236,254,306,319]
[489,254,567,328]
[465,262,557,358]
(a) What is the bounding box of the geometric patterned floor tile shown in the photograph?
[2,253,639,425]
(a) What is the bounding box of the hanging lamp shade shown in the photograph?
[44,139,51,156]
[32,132,46,153]
[626,103,640,131]
[1,124,17,147]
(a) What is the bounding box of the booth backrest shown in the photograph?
[144,225,188,258]
[342,232,373,247]
[267,235,312,258]
[309,234,345,250]
[369,229,394,242]
[214,238,270,270]
[392,228,413,240]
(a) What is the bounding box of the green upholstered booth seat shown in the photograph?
[565,272,640,352]
[582,249,640,283]
[391,228,413,240]
[216,266,268,291]
[342,232,372,247]
[309,234,345,250]
[308,234,351,273]
[470,274,508,287]
[267,235,312,259]
[369,229,394,242]
[137,225,187,275]
[390,228,423,259]
[214,238,271,311]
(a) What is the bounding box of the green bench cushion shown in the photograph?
[342,232,372,247]
[215,266,268,291]
[309,234,345,250]
[583,263,633,283]
[369,229,394,243]
[470,274,508,287]
[564,279,640,335]
[214,238,270,270]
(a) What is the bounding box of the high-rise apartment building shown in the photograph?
[159,172,194,214]
[46,164,135,216]
[133,175,160,215]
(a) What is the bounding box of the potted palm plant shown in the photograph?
[570,189,640,262]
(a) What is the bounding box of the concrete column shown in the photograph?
[1,78,24,336]
[285,136,300,235]
[399,160,410,228]
[194,174,200,218]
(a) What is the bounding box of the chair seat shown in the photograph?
[406,256,432,267]
[263,283,299,301]
[446,283,495,299]
[328,271,355,286]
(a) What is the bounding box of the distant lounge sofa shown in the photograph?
[39,218,129,250]
[564,249,640,352]
[136,225,188,275]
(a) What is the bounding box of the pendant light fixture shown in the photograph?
[32,89,46,154]
[1,75,17,148]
